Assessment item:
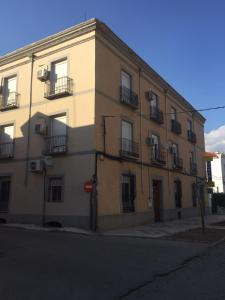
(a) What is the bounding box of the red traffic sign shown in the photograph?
[84,181,93,193]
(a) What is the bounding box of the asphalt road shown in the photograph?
[0,226,216,300]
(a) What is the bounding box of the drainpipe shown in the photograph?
[164,89,171,199]
[24,53,36,186]
[138,68,144,193]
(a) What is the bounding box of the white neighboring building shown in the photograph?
[211,152,225,193]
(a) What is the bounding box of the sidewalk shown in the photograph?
[102,214,225,239]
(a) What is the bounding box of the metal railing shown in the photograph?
[0,92,19,110]
[0,142,14,158]
[44,76,73,99]
[190,162,197,175]
[120,138,139,158]
[150,106,164,124]
[44,135,67,155]
[120,86,138,108]
[151,147,166,164]
[171,119,181,134]
[187,130,196,143]
[173,156,183,169]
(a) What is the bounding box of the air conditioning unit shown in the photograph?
[35,123,47,135]
[29,160,44,173]
[37,68,49,82]
[146,137,155,146]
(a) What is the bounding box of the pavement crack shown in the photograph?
[118,254,201,299]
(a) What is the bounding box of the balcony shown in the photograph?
[120,138,139,159]
[190,162,197,175]
[173,156,183,170]
[187,130,196,143]
[44,135,67,155]
[150,106,164,124]
[44,77,73,100]
[0,93,19,111]
[120,86,138,108]
[0,142,14,158]
[171,119,181,134]
[151,147,166,165]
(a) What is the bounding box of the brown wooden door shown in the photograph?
[153,180,161,222]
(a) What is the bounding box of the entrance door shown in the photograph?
[153,180,162,222]
[0,177,11,212]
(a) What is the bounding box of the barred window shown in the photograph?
[48,177,63,202]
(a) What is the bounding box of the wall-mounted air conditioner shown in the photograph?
[29,160,44,173]
[37,68,49,82]
[34,123,47,135]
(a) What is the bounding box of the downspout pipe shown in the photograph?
[24,53,36,186]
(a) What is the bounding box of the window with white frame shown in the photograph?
[50,59,68,94]
[2,76,17,107]
[48,177,63,202]
[0,124,14,156]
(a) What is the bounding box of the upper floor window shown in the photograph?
[149,92,163,124]
[187,119,196,143]
[171,107,177,120]
[44,114,67,155]
[171,107,181,134]
[120,71,138,108]
[172,143,183,169]
[0,124,14,158]
[188,119,193,131]
[121,120,139,158]
[44,59,73,99]
[0,76,19,110]
[150,134,166,164]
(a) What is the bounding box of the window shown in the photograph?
[174,180,182,208]
[171,107,177,120]
[151,134,159,160]
[189,151,194,163]
[121,120,133,153]
[188,120,193,131]
[122,173,136,213]
[45,59,72,99]
[150,91,158,109]
[172,143,178,161]
[48,177,63,202]
[0,124,14,157]
[1,76,18,109]
[192,183,197,207]
[46,114,67,154]
[121,70,131,91]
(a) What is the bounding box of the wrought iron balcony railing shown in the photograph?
[187,130,196,143]
[151,146,166,165]
[190,162,197,175]
[0,92,19,111]
[0,142,14,158]
[44,135,67,155]
[171,119,181,134]
[120,138,139,159]
[120,86,138,108]
[44,76,73,100]
[173,156,183,170]
[150,106,164,124]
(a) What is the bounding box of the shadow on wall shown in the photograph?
[0,111,96,228]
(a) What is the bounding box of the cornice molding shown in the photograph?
[0,18,97,67]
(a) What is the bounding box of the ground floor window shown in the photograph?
[174,180,182,208]
[48,177,63,202]
[121,173,136,213]
[0,176,11,212]
[192,183,197,207]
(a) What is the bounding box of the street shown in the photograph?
[0,226,224,299]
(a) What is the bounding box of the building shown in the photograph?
[0,19,206,230]
[210,152,225,193]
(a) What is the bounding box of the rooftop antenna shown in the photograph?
[84,10,87,21]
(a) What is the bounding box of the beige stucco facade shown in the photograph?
[0,19,206,230]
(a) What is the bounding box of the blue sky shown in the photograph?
[0,0,224,133]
